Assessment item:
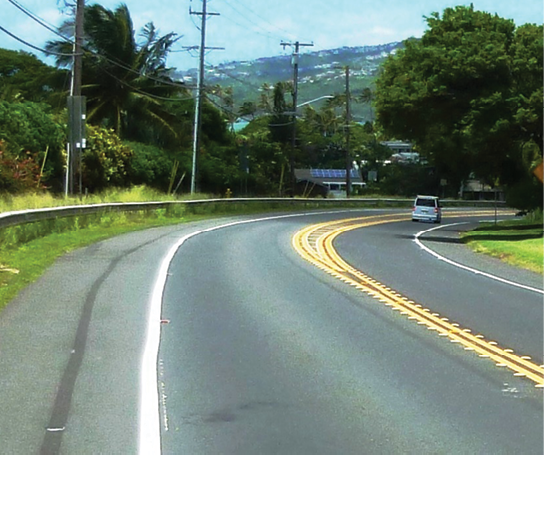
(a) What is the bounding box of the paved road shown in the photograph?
[158,210,543,454]
[0,209,541,454]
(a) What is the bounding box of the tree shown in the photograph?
[374,6,543,206]
[80,125,133,191]
[238,101,257,121]
[512,24,544,157]
[0,100,65,190]
[0,49,67,106]
[45,3,186,143]
[268,82,292,145]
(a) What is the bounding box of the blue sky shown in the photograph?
[0,0,542,71]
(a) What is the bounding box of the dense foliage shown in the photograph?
[0,139,43,193]
[0,3,244,196]
[45,3,185,140]
[375,6,543,208]
[0,3,541,206]
[0,100,65,190]
[0,49,68,106]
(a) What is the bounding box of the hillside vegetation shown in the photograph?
[183,42,404,122]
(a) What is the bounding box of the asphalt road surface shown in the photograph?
[157,210,543,454]
[0,208,542,454]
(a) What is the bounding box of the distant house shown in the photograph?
[380,140,426,165]
[380,140,414,154]
[295,168,365,197]
[460,178,504,201]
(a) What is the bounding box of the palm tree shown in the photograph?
[45,3,187,143]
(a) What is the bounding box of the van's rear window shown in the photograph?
[416,198,436,207]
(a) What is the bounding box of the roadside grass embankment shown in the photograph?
[1,187,540,312]
[461,209,543,274]
[0,186,339,312]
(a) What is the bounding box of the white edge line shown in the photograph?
[414,222,544,295]
[138,209,356,455]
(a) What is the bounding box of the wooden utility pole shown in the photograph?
[190,0,220,194]
[66,0,85,196]
[344,65,351,198]
[281,40,313,197]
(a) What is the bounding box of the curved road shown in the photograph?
[156,209,542,454]
[0,208,541,454]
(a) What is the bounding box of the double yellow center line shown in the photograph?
[292,213,544,388]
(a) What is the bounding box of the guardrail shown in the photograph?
[0,197,508,230]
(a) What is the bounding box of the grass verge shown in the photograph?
[0,189,333,312]
[461,211,543,274]
[0,208,195,312]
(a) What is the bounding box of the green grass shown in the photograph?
[0,207,195,311]
[0,185,208,213]
[0,186,219,311]
[0,186,336,311]
[1,188,542,312]
[461,211,543,274]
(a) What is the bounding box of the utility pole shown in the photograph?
[281,40,313,197]
[190,0,220,194]
[66,0,86,196]
[344,65,351,198]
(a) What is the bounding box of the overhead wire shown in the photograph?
[0,23,73,56]
[231,0,296,37]
[2,0,193,94]
[6,0,70,42]
[221,1,288,43]
[224,0,297,42]
[3,1,303,115]
[92,64,195,102]
[203,60,263,92]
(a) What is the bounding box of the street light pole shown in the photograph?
[296,95,334,108]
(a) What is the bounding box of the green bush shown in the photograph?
[125,141,178,192]
[0,100,65,190]
[81,126,133,192]
[504,174,544,212]
[0,140,44,192]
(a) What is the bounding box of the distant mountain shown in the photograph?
[178,41,405,122]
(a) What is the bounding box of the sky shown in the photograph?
[0,0,542,72]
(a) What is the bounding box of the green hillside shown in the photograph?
[180,42,404,122]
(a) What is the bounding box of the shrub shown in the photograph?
[0,140,44,192]
[81,126,134,192]
[125,141,177,191]
[0,100,65,190]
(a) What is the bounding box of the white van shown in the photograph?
[412,195,442,223]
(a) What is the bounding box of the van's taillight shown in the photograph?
[434,207,438,213]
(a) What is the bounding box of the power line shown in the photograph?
[6,0,70,42]
[92,64,194,102]
[0,24,73,56]
[222,0,294,42]
[227,0,297,41]
[203,61,263,92]
[4,0,189,92]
